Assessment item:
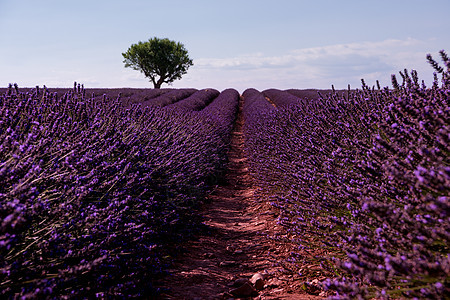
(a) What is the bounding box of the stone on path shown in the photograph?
[249,272,265,290]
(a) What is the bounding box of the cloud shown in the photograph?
[187,38,436,90]
[195,52,294,70]
[196,38,423,70]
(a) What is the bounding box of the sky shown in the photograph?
[1,0,449,92]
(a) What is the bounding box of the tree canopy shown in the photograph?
[122,37,193,89]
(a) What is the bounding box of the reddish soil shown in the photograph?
[157,97,327,300]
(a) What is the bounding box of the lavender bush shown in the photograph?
[0,85,238,298]
[242,51,449,299]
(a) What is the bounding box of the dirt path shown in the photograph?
[158,97,324,299]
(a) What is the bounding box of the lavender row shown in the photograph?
[242,52,449,299]
[165,88,220,111]
[242,88,283,189]
[9,83,174,106]
[142,88,197,107]
[242,88,275,119]
[262,88,302,107]
[81,86,171,105]
[286,88,350,101]
[0,86,239,298]
[199,88,240,144]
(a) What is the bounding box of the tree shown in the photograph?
[122,37,193,89]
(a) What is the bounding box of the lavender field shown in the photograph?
[1,53,449,299]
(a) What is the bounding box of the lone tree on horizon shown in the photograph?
[122,37,193,89]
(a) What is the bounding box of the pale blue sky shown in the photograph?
[1,0,449,91]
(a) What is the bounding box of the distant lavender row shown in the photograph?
[165,88,220,111]
[199,88,240,145]
[142,88,197,107]
[243,88,275,115]
[30,84,172,104]
[242,52,449,299]
[262,88,301,107]
[0,85,239,298]
[88,86,171,105]
[286,88,350,101]
[0,84,199,108]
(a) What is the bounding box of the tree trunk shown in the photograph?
[154,76,165,89]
